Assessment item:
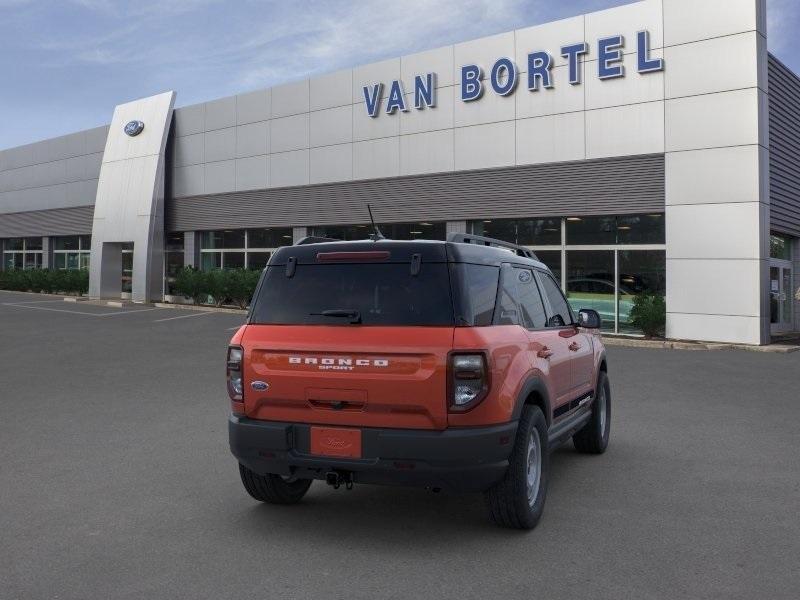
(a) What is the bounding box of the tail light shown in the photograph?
[448,352,489,412]
[227,345,244,401]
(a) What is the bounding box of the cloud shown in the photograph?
[767,0,795,58]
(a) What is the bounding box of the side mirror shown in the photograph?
[578,309,602,329]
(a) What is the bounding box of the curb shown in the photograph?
[154,302,247,315]
[0,289,84,301]
[602,336,800,354]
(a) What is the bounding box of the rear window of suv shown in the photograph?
[250,263,454,326]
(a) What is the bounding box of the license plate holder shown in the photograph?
[310,427,362,459]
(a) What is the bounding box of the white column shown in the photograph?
[292,226,308,243]
[446,221,467,235]
[663,0,769,344]
[89,91,176,302]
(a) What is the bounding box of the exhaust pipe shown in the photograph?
[325,470,354,490]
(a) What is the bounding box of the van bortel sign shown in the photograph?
[362,31,664,117]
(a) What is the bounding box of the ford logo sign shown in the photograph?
[251,381,269,392]
[124,120,145,137]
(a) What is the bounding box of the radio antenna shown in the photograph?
[367,204,385,241]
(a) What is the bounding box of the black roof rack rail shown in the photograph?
[447,233,539,260]
[295,236,339,245]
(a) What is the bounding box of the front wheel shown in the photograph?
[573,371,611,454]
[485,405,549,530]
[238,464,312,504]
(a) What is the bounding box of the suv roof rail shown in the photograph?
[447,233,539,260]
[295,236,339,245]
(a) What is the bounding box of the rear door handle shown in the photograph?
[568,342,580,352]
[537,347,554,359]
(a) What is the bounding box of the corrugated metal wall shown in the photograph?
[0,205,94,238]
[167,154,665,232]
[768,54,800,238]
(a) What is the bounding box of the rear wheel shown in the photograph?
[485,405,549,530]
[573,371,611,454]
[238,464,312,504]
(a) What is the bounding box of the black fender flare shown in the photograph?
[511,376,552,426]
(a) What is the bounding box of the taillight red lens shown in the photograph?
[227,345,243,402]
[448,353,489,411]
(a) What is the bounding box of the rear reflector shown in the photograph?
[316,251,390,262]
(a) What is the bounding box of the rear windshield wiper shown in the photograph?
[310,309,362,324]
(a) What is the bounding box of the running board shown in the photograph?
[548,404,592,450]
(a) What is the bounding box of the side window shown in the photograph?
[514,268,547,329]
[495,266,521,326]
[539,272,573,327]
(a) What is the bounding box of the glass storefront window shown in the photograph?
[535,250,561,283]
[566,214,665,245]
[201,252,222,271]
[54,236,80,251]
[224,252,246,270]
[566,216,616,245]
[248,228,293,248]
[617,214,665,244]
[2,237,44,270]
[200,230,245,249]
[469,218,561,246]
[5,238,24,251]
[618,251,666,334]
[247,252,271,269]
[565,251,615,331]
[313,222,446,241]
[24,237,43,251]
[770,234,792,261]
[52,236,90,270]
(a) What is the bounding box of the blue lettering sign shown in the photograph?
[637,30,664,73]
[363,84,383,118]
[385,80,408,114]
[414,73,437,109]
[527,51,553,91]
[598,35,625,79]
[490,58,518,96]
[461,64,483,102]
[361,29,664,116]
[561,42,589,85]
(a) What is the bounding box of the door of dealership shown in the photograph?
[770,261,793,334]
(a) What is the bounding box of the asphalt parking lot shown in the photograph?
[1,289,798,600]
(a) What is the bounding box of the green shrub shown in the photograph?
[0,268,89,295]
[173,267,208,304]
[171,267,260,308]
[629,293,666,339]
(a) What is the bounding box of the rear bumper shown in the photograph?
[229,415,517,493]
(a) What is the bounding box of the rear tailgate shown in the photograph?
[242,325,454,430]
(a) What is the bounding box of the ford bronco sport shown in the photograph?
[228,233,610,529]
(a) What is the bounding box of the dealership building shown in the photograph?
[1,0,798,345]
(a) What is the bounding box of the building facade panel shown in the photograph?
[166,155,666,231]
[768,54,800,237]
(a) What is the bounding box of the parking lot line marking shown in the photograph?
[1,303,111,316]
[1,303,166,317]
[4,299,73,305]
[153,311,215,322]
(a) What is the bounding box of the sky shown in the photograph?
[0,0,798,150]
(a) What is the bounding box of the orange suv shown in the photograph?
[228,233,610,529]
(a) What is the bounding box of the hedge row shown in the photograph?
[172,267,261,309]
[0,268,89,295]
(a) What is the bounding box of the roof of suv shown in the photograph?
[269,236,549,271]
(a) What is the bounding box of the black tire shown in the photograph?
[238,463,312,504]
[484,405,549,530]
[573,371,611,454]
